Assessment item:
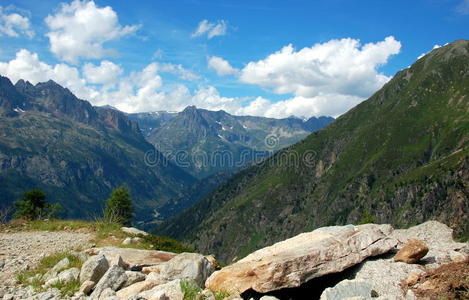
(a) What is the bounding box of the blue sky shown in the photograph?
[0,0,468,118]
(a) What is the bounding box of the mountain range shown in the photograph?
[0,76,333,225]
[157,40,469,263]
[129,107,333,178]
[0,77,196,223]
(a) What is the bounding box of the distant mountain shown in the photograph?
[131,106,334,178]
[127,111,177,136]
[158,40,469,263]
[0,76,196,224]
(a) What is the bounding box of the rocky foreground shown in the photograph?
[0,221,468,300]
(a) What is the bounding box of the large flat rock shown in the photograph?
[97,247,176,269]
[206,224,397,294]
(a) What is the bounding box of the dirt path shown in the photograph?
[0,231,93,284]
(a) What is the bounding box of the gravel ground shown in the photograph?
[0,231,93,299]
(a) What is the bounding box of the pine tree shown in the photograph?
[104,186,133,225]
[14,189,61,220]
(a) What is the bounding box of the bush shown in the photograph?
[104,186,133,226]
[14,189,62,220]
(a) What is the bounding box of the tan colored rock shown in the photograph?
[404,272,420,286]
[416,279,437,291]
[206,224,397,294]
[116,272,167,300]
[79,280,96,295]
[98,247,176,269]
[141,264,164,274]
[137,279,183,300]
[394,239,429,264]
[205,255,221,270]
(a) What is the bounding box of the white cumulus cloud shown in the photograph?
[208,56,239,76]
[83,60,122,85]
[240,36,401,98]
[45,0,139,64]
[192,19,228,39]
[0,6,34,38]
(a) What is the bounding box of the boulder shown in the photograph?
[121,227,149,236]
[79,280,96,295]
[260,296,280,300]
[98,288,116,300]
[331,221,469,299]
[45,267,81,287]
[206,224,397,294]
[123,271,146,287]
[136,279,183,300]
[90,265,127,300]
[116,272,167,300]
[394,239,429,264]
[158,253,214,287]
[320,279,374,300]
[97,247,176,270]
[43,257,70,281]
[122,238,132,246]
[80,254,110,283]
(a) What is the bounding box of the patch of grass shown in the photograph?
[180,280,230,300]
[213,290,231,300]
[49,279,81,296]
[17,251,83,294]
[181,280,202,300]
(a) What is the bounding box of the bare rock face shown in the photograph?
[205,224,397,294]
[394,239,429,264]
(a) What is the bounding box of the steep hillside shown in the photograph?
[145,106,333,178]
[0,77,195,223]
[157,40,469,262]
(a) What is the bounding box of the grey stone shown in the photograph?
[121,227,148,236]
[45,267,80,287]
[122,238,132,245]
[90,265,127,300]
[43,257,70,281]
[80,254,110,283]
[123,271,146,287]
[159,252,215,287]
[320,279,374,300]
